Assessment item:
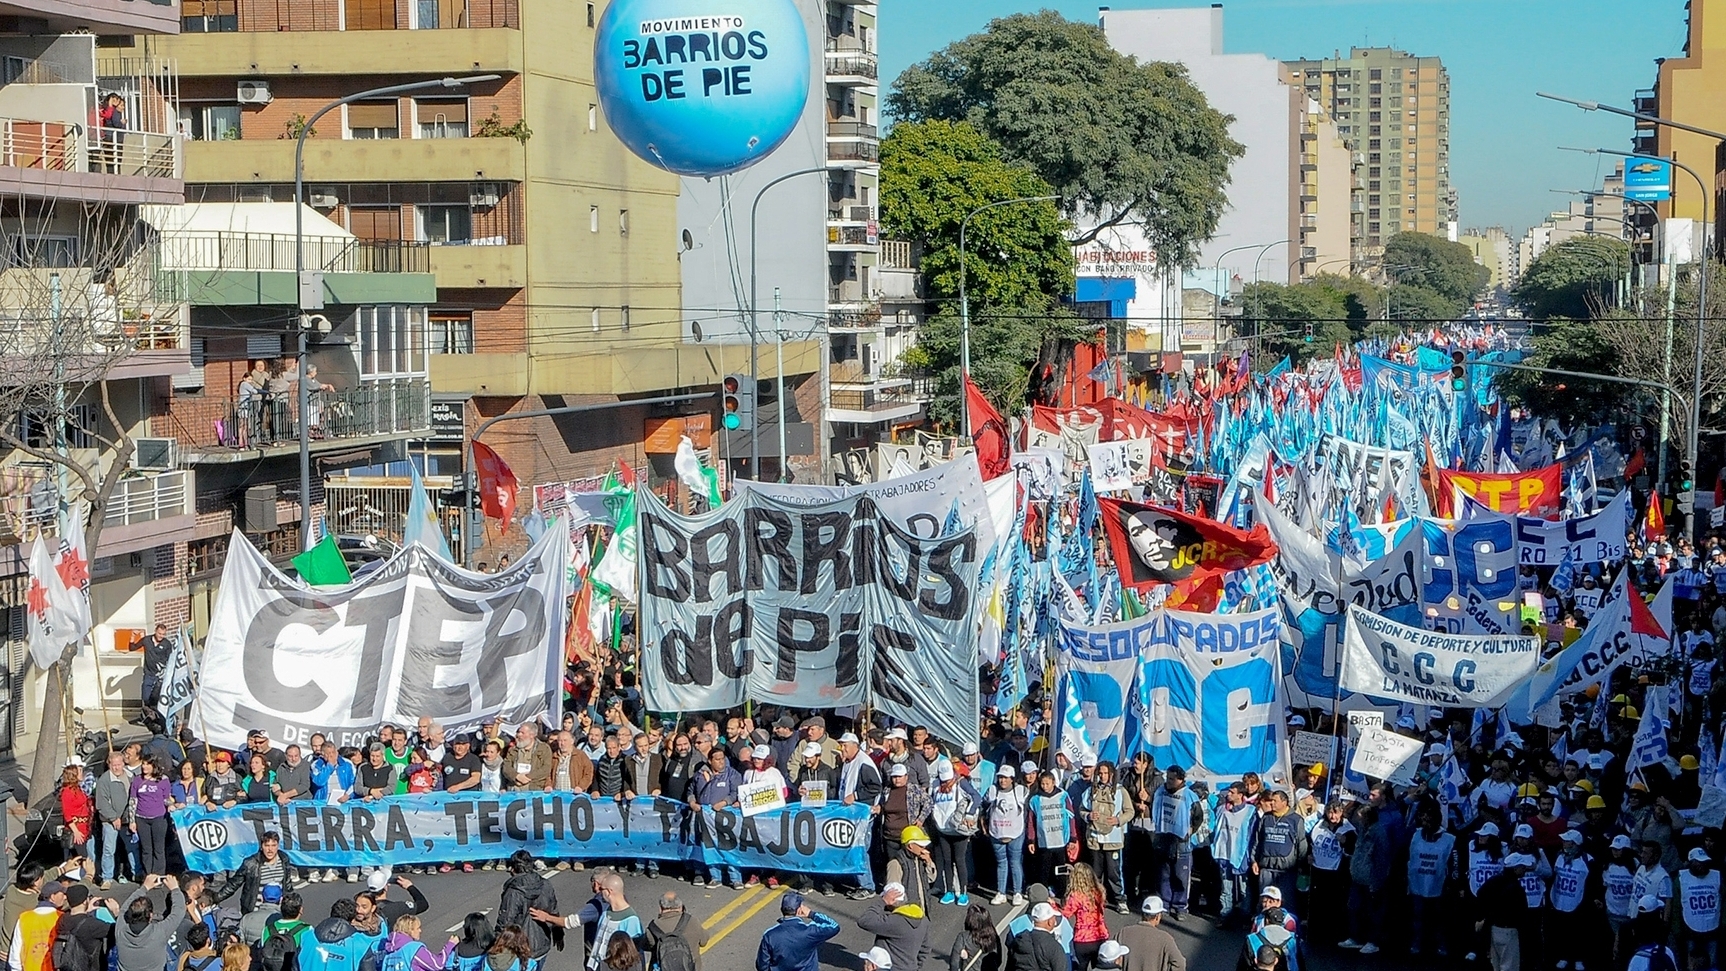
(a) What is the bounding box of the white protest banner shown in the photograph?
[736,451,997,551]
[738,780,788,817]
[1316,435,1420,524]
[1346,711,1384,744]
[1417,516,1520,635]
[1062,607,1285,786]
[1056,622,1142,764]
[157,627,195,723]
[798,780,829,808]
[1512,491,1630,565]
[1695,786,1726,830]
[1011,447,1065,501]
[1291,731,1337,770]
[1085,439,1153,493]
[1342,604,1539,707]
[637,487,983,750]
[1350,727,1425,785]
[194,528,569,750]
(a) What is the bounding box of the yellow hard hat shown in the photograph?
[1517,782,1542,798]
[1681,755,1701,770]
[1630,780,1650,792]
[1622,706,1640,719]
[1611,694,1631,705]
[1309,762,1326,776]
[1574,780,1595,794]
[1586,795,1607,810]
[900,825,932,846]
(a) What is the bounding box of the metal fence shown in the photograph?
[191,379,431,450]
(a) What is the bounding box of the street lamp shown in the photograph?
[293,74,498,551]
[1560,145,1711,522]
[958,195,1058,437]
[1248,240,1292,351]
[1209,242,1268,346]
[747,166,828,480]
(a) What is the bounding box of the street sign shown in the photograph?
[1623,159,1673,202]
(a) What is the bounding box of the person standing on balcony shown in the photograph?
[98,93,125,173]
[265,359,296,444]
[235,363,265,448]
[304,365,334,439]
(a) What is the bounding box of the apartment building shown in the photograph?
[0,0,191,762]
[1631,0,1723,256]
[129,0,737,561]
[1284,47,1454,266]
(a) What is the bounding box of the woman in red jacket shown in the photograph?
[59,762,92,860]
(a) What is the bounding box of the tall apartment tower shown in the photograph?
[1633,0,1725,252]
[1284,48,1454,266]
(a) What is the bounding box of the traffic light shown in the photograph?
[1680,460,1695,493]
[1450,350,1467,392]
[722,373,754,431]
[1302,323,1314,344]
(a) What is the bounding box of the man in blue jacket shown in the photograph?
[755,894,839,971]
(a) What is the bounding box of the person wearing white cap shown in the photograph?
[958,742,994,793]
[1625,895,1677,971]
[884,728,929,789]
[1008,902,1065,971]
[1115,895,1182,971]
[791,742,839,803]
[741,744,791,889]
[1474,851,1533,971]
[928,760,983,906]
[858,945,893,971]
[1603,834,1640,961]
[1094,940,1130,970]
[857,882,929,971]
[1632,840,1673,913]
[1678,846,1719,967]
[837,732,883,900]
[1544,830,1592,970]
[880,762,932,890]
[1406,805,1456,957]
[982,765,1029,906]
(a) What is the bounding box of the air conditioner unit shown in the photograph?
[236,79,272,105]
[130,437,177,472]
[307,190,339,208]
[469,182,501,208]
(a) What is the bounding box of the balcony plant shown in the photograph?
[475,110,532,145]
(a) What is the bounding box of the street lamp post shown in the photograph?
[1249,240,1292,353]
[1560,145,1712,526]
[293,74,498,551]
[747,166,828,480]
[1210,242,1266,348]
[958,195,1058,437]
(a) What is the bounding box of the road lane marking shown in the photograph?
[700,883,766,929]
[445,908,492,934]
[703,886,787,952]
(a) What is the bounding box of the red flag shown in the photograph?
[1098,496,1277,592]
[1715,471,1724,511]
[1644,488,1666,543]
[472,440,519,532]
[966,376,1011,480]
[617,459,637,488]
[1627,573,1668,640]
[1624,447,1646,480]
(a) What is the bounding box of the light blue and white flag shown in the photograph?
[406,462,454,562]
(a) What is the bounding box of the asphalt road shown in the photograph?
[199,865,1291,971]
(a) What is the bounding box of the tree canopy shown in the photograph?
[1235,273,1378,362]
[1380,232,1490,317]
[1512,236,1630,320]
[887,10,1242,265]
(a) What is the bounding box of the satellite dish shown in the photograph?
[691,321,704,343]
[681,229,694,252]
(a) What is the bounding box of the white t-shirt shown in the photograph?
[1604,862,1638,917]
[1635,863,1673,903]
[1680,869,1721,933]
[1550,853,1590,913]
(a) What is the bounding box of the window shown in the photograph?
[618,209,629,236]
[179,103,241,141]
[345,0,397,30]
[590,206,599,233]
[9,235,78,267]
[587,3,596,27]
[1369,222,1381,233]
[588,105,598,131]
[620,306,630,332]
[182,0,237,31]
[590,308,601,332]
[348,206,403,241]
[355,306,428,377]
[419,204,472,243]
[1369,208,1380,219]
[347,100,399,139]
[414,0,465,28]
[417,98,467,138]
[1368,194,1381,205]
[1369,69,1382,80]
[18,405,97,449]
[1369,111,1381,123]
[430,312,474,354]
[1368,139,1381,150]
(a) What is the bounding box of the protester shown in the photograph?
[946,902,1000,971]
[642,893,705,971]
[1117,896,1185,971]
[857,883,927,971]
[754,893,838,971]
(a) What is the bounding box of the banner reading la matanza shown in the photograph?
[636,487,983,748]
[1341,603,1539,707]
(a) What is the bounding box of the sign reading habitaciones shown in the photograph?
[636,489,983,747]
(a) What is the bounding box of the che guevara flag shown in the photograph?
[1098,497,1277,592]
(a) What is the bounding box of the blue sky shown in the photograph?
[878,0,1690,235]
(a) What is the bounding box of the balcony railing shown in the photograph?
[880,240,913,269]
[828,225,876,246]
[825,34,873,53]
[828,141,880,163]
[830,381,932,413]
[828,120,879,141]
[826,54,878,80]
[156,232,432,274]
[827,205,874,222]
[0,119,180,180]
[190,0,520,31]
[171,378,431,452]
[102,470,190,530]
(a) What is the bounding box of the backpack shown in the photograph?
[261,921,309,971]
[52,931,91,971]
[186,955,224,971]
[652,915,697,971]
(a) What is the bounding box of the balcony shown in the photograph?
[155,232,437,307]
[0,257,191,386]
[98,469,196,556]
[151,25,523,78]
[828,120,879,141]
[826,378,932,425]
[828,224,878,251]
[0,118,182,205]
[168,378,432,463]
[829,280,877,306]
[828,205,875,223]
[1634,89,1658,116]
[185,137,524,186]
[825,53,878,85]
[0,0,179,34]
[828,141,880,164]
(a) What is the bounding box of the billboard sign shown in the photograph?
[1623,159,1673,202]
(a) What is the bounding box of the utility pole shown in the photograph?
[773,287,789,482]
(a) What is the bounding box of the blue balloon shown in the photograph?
[594,0,811,177]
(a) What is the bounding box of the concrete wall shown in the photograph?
[1102,6,1295,286]
[676,0,828,346]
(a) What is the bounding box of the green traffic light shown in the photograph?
[723,414,741,430]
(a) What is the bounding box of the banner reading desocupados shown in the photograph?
[1341,604,1539,708]
[170,793,870,874]
[194,530,569,751]
[637,488,982,748]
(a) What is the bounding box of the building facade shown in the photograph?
[1284,46,1454,265]
[1633,0,1722,255]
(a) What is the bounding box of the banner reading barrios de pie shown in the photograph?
[636,488,982,748]
[193,530,569,750]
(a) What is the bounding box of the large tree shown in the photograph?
[880,119,1086,427]
[887,10,1243,265]
[1494,317,1629,426]
[1512,236,1630,320]
[1381,232,1490,317]
[1235,273,1379,361]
